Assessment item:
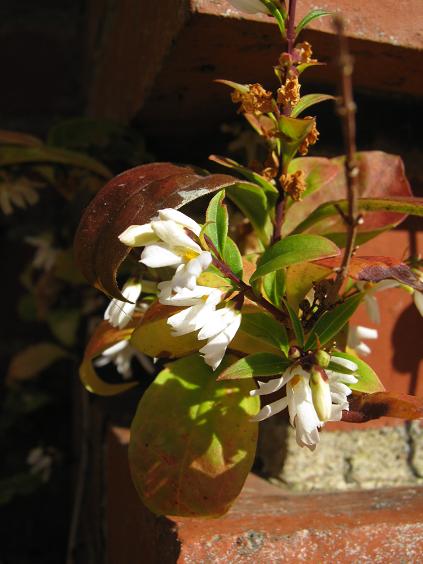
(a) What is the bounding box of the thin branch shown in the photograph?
[286,0,298,54]
[326,16,360,304]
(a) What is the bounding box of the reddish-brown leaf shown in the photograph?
[343,391,423,422]
[314,256,423,291]
[283,151,412,237]
[74,163,243,299]
[80,314,143,396]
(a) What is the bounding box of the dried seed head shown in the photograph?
[231,83,273,114]
[277,76,301,107]
[295,41,316,64]
[280,170,307,201]
[298,117,319,156]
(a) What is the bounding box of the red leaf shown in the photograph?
[315,256,423,291]
[343,391,423,422]
[283,151,412,237]
[74,163,242,299]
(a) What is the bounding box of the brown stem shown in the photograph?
[286,0,297,54]
[326,16,360,304]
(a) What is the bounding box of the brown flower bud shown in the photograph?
[280,170,307,201]
[298,117,319,156]
[231,83,273,114]
[277,76,301,108]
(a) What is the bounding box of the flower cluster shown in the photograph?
[118,208,241,370]
[251,355,358,450]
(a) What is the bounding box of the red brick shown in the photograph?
[108,426,423,563]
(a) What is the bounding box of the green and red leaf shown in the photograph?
[315,256,423,291]
[344,392,423,422]
[283,152,415,240]
[129,354,259,517]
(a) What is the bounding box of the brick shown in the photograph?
[107,426,423,563]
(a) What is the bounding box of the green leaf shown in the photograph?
[128,354,259,517]
[305,293,363,350]
[209,155,278,195]
[218,353,290,381]
[295,9,333,36]
[205,190,228,255]
[261,269,286,309]
[215,79,249,94]
[331,351,385,393]
[240,312,290,356]
[292,197,423,235]
[223,236,243,279]
[226,182,273,244]
[250,234,339,282]
[0,145,112,178]
[291,94,335,118]
[47,308,81,347]
[285,262,329,312]
[278,115,314,163]
[284,301,304,347]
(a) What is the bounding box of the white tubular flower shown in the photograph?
[227,0,270,14]
[251,356,358,450]
[170,252,213,291]
[414,291,423,316]
[104,279,142,329]
[94,339,152,380]
[348,324,378,357]
[199,308,242,371]
[359,280,406,324]
[167,288,222,336]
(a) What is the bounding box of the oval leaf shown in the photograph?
[74,163,243,299]
[305,293,363,350]
[345,392,423,422]
[240,312,289,356]
[205,190,228,255]
[7,343,69,384]
[291,94,334,118]
[129,354,259,517]
[330,351,385,393]
[250,234,339,282]
[284,152,414,239]
[218,353,290,381]
[315,256,423,291]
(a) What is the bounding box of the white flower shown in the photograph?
[199,307,242,370]
[104,279,142,329]
[0,175,42,215]
[167,288,222,336]
[414,290,423,316]
[359,279,423,324]
[169,252,213,291]
[347,324,378,357]
[25,235,59,271]
[94,339,153,380]
[251,355,358,450]
[227,0,270,15]
[27,447,53,483]
[119,208,202,269]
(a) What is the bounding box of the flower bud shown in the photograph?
[288,346,301,360]
[314,349,330,368]
[310,367,332,422]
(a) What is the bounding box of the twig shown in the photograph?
[326,16,360,304]
[206,235,288,322]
